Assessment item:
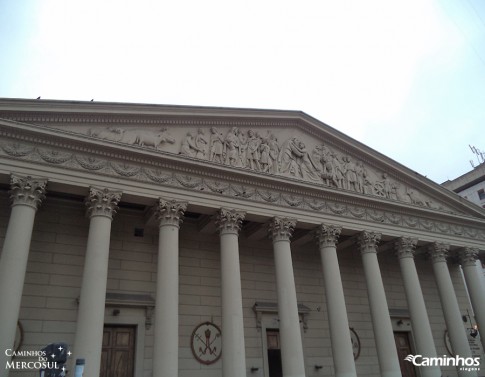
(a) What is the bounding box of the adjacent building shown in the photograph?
[1,98,485,377]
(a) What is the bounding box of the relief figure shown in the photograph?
[209,127,224,163]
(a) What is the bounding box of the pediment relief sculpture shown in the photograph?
[82,125,449,211]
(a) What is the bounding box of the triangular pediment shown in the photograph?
[0,99,484,221]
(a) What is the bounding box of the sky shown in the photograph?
[0,0,484,184]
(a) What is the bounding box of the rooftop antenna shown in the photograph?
[469,145,485,167]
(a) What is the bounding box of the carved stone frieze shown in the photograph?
[204,179,230,194]
[9,174,47,209]
[75,155,107,170]
[85,187,122,219]
[216,208,246,235]
[81,125,454,213]
[2,142,34,157]
[37,148,72,164]
[143,168,172,183]
[110,162,141,177]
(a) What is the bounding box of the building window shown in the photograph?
[478,189,485,200]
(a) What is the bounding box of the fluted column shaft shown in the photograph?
[429,243,476,377]
[460,247,485,352]
[153,199,187,377]
[269,217,305,377]
[0,175,47,375]
[73,187,121,377]
[359,231,401,377]
[316,225,356,377]
[217,208,247,377]
[396,238,440,377]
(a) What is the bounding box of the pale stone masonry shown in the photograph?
[1,99,485,377]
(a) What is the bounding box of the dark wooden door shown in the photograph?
[394,331,417,377]
[267,329,283,377]
[100,325,136,377]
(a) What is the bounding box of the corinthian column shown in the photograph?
[395,237,440,377]
[268,217,305,377]
[73,187,121,377]
[429,243,476,377]
[358,231,401,377]
[152,199,187,377]
[316,225,356,377]
[0,175,47,375]
[459,247,485,351]
[216,208,247,377]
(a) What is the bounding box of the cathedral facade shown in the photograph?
[0,98,485,377]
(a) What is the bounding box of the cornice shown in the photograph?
[0,117,484,245]
[0,102,478,219]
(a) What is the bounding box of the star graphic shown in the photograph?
[58,346,63,352]
[62,366,66,372]
[67,351,72,356]
[51,353,56,359]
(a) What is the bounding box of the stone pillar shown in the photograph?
[429,243,476,377]
[395,237,440,377]
[0,175,47,375]
[216,208,247,377]
[459,247,485,351]
[316,225,356,377]
[73,187,121,377]
[152,199,187,377]
[268,217,305,377]
[358,231,401,377]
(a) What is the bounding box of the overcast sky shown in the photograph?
[1,0,484,184]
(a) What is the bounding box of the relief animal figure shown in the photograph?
[88,127,124,142]
[134,129,175,149]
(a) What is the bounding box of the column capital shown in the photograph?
[428,242,449,264]
[268,217,297,242]
[85,187,122,220]
[358,231,381,254]
[155,198,187,227]
[395,237,418,259]
[460,247,479,267]
[9,174,47,209]
[315,224,341,248]
[216,208,246,235]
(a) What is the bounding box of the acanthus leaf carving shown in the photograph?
[9,174,47,209]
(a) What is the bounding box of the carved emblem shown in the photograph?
[143,168,172,183]
[110,162,140,177]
